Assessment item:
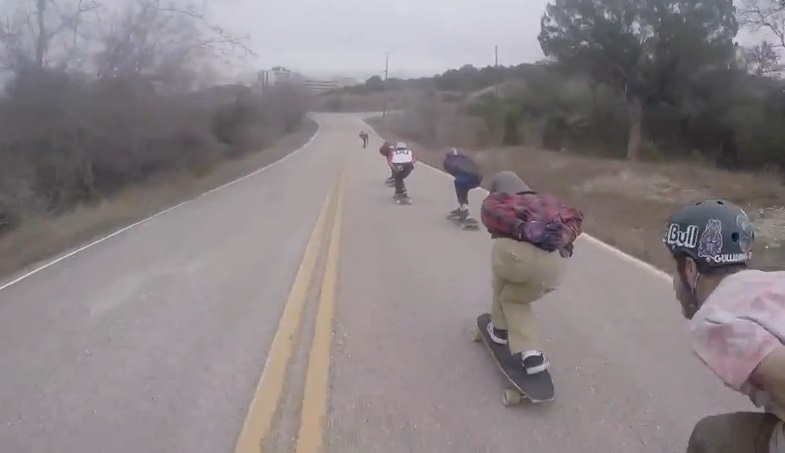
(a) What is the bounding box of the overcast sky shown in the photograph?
[210,0,552,79]
[210,0,763,80]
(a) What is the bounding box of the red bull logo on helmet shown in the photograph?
[664,223,699,249]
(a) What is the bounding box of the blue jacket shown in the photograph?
[443,153,480,183]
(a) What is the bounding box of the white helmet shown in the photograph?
[395,142,407,150]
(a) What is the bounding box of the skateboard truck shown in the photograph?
[393,194,411,204]
[470,330,523,406]
[459,218,479,230]
[448,214,479,230]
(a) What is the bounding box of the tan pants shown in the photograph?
[490,238,565,355]
[686,412,781,453]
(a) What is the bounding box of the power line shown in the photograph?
[494,45,499,98]
[383,51,389,117]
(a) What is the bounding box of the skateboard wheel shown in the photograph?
[502,389,522,406]
[470,329,482,343]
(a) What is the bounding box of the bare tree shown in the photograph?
[93,0,254,92]
[0,0,100,72]
[0,0,311,239]
[741,40,783,76]
[740,0,783,43]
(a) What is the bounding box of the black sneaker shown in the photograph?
[486,322,508,345]
[520,350,549,375]
[447,208,468,221]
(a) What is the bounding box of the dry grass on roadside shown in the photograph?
[367,116,785,272]
[0,119,318,280]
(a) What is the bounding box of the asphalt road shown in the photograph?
[0,113,751,453]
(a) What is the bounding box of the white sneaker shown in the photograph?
[521,350,549,375]
[486,322,508,345]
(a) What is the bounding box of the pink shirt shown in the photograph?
[689,270,785,418]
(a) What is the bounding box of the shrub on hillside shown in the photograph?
[0,0,312,235]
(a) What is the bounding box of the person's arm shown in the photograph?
[458,155,480,180]
[443,155,460,178]
[443,154,453,173]
[689,273,785,402]
[752,347,785,405]
[691,315,782,392]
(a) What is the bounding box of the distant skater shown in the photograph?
[380,141,395,186]
[443,148,482,223]
[388,142,415,203]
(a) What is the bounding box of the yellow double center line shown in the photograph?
[233,165,348,453]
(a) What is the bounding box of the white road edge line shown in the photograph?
[0,121,322,292]
[363,119,671,282]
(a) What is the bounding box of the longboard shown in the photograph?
[449,216,479,230]
[393,194,412,205]
[472,313,555,405]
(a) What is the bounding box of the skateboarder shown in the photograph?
[359,131,369,148]
[443,148,482,222]
[379,141,395,185]
[389,142,415,201]
[661,200,785,453]
[479,171,583,375]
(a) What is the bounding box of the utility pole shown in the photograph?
[494,45,499,98]
[382,51,389,117]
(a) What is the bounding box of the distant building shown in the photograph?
[255,67,361,94]
[303,76,361,94]
[332,76,360,87]
[256,70,271,91]
[270,66,305,85]
[304,79,341,94]
[252,67,306,90]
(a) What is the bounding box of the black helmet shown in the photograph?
[490,171,531,194]
[663,199,755,268]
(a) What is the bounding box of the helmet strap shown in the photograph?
[677,256,702,319]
